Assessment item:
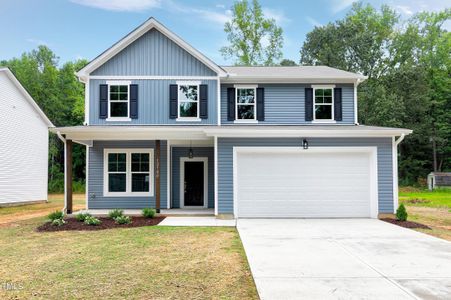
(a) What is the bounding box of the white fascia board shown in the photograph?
[204,129,413,138]
[76,18,226,78]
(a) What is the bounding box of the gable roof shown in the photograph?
[76,17,226,81]
[222,66,367,83]
[0,67,54,127]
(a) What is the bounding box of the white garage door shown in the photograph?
[235,147,377,218]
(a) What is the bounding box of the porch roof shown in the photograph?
[51,125,412,141]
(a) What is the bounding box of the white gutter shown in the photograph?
[392,133,406,213]
[56,131,68,214]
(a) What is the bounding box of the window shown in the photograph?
[178,84,199,118]
[104,149,153,196]
[314,87,334,120]
[236,87,256,120]
[108,82,130,118]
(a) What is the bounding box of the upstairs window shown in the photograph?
[178,84,199,118]
[236,87,256,120]
[109,84,129,118]
[314,87,334,120]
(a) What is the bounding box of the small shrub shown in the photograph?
[48,211,64,221]
[75,213,91,222]
[142,208,156,219]
[115,215,132,225]
[51,218,66,226]
[396,204,408,221]
[84,216,101,226]
[108,209,124,219]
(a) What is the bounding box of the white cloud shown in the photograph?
[395,5,414,15]
[215,4,226,9]
[190,8,232,25]
[26,38,50,46]
[330,0,354,14]
[306,16,322,27]
[70,0,161,12]
[262,8,291,24]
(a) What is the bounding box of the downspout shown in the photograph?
[392,133,406,213]
[56,131,67,214]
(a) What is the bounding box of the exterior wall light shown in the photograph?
[188,141,194,158]
[302,139,309,150]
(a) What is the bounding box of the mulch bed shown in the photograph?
[380,218,431,230]
[36,216,166,232]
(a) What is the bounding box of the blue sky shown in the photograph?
[0,0,449,66]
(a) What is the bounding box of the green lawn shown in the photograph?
[399,187,451,209]
[0,217,258,299]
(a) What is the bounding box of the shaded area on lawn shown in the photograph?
[37,216,166,232]
[0,218,258,299]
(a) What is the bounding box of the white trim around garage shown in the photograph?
[232,146,379,219]
[179,157,208,208]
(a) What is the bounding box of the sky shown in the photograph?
[0,0,449,66]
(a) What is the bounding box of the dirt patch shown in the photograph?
[381,218,432,230]
[405,198,430,204]
[36,216,165,232]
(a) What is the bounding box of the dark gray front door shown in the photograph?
[184,161,204,206]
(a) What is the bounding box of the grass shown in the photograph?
[0,194,85,226]
[398,187,451,241]
[0,218,258,299]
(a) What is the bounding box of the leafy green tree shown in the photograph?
[221,0,283,65]
[279,59,297,66]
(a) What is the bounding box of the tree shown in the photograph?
[299,3,451,184]
[221,0,283,66]
[279,59,297,66]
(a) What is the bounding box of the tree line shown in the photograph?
[1,1,449,190]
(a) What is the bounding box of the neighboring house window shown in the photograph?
[236,87,256,120]
[104,149,153,196]
[109,83,129,118]
[314,87,334,120]
[178,84,199,118]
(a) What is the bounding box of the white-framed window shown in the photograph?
[313,85,335,121]
[177,81,200,120]
[107,81,131,120]
[104,149,154,197]
[235,85,257,120]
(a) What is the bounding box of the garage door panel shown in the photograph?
[235,149,374,218]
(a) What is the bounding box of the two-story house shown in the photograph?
[53,18,411,218]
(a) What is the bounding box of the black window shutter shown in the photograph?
[169,84,178,119]
[334,88,342,121]
[256,87,265,121]
[199,84,208,119]
[305,87,313,121]
[227,88,235,121]
[99,84,108,119]
[130,84,138,119]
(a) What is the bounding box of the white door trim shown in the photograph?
[232,146,379,218]
[180,157,208,208]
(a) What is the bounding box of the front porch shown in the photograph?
[56,126,218,216]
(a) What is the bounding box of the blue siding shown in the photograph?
[89,79,217,125]
[88,140,167,209]
[91,29,216,76]
[220,84,355,124]
[217,138,393,214]
[171,147,214,208]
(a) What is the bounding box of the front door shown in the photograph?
[184,161,204,206]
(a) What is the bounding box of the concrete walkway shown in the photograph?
[158,217,236,227]
[237,219,451,300]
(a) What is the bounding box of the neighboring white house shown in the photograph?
[0,67,54,206]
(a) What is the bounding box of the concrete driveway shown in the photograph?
[237,219,451,300]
